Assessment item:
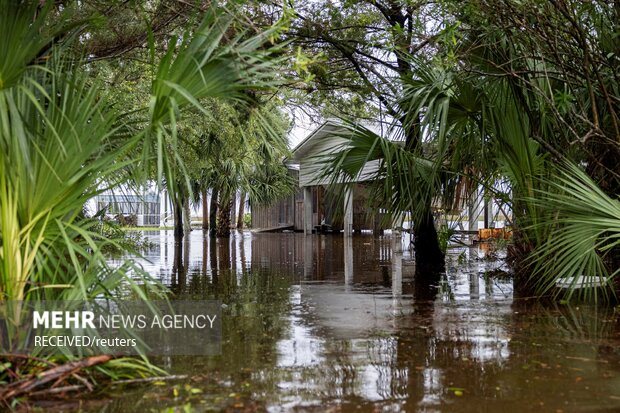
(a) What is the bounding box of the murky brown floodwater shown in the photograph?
[58,232,620,412]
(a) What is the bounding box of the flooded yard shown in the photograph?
[78,231,620,412]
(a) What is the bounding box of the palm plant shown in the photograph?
[0,2,160,307]
[208,105,293,237]
[319,60,512,268]
[0,0,285,297]
[0,59,162,301]
[166,89,292,236]
[528,163,620,302]
[0,0,288,387]
[322,35,619,300]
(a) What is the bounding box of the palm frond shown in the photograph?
[317,121,439,227]
[528,162,620,302]
[140,7,287,205]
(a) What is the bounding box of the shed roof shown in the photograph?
[290,120,402,186]
[290,119,342,162]
[290,119,402,163]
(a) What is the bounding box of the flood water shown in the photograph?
[81,231,620,412]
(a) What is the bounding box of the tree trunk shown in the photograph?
[209,187,219,237]
[202,234,208,275]
[202,188,209,230]
[237,192,246,229]
[216,192,232,237]
[172,241,183,273]
[183,198,192,234]
[171,241,186,295]
[210,236,218,283]
[173,198,183,239]
[413,207,444,271]
[402,110,444,270]
[507,225,537,297]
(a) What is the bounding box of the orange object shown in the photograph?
[478,228,512,240]
[479,228,492,240]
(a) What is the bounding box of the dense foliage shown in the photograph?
[0,0,291,397]
[284,0,619,300]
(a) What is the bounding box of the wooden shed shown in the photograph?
[251,120,390,235]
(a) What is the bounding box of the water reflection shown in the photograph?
[94,231,620,413]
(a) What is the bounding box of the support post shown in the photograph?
[303,186,313,235]
[391,251,403,317]
[392,226,403,254]
[303,234,313,279]
[344,235,353,291]
[468,187,482,231]
[161,189,168,227]
[469,272,480,300]
[485,196,495,228]
[343,186,353,237]
[484,196,489,229]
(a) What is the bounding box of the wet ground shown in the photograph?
[67,232,620,411]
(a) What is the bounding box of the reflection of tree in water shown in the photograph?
[296,244,447,407]
[301,257,509,410]
[146,233,620,411]
[164,234,293,395]
[399,268,442,411]
[395,286,620,411]
[398,270,515,411]
[525,301,616,342]
[170,240,187,295]
[206,251,292,391]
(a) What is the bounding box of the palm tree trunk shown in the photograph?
[172,241,183,278]
[183,197,192,234]
[202,188,209,230]
[216,192,232,237]
[173,199,184,239]
[413,207,444,270]
[403,117,444,270]
[236,192,246,229]
[209,187,219,237]
[210,235,218,283]
[202,234,208,275]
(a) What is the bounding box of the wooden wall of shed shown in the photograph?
[251,175,390,233]
[251,169,302,230]
[251,197,291,229]
[315,184,389,231]
[351,184,388,231]
[294,199,304,231]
